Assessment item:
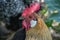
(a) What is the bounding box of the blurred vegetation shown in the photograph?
[39,2,60,40]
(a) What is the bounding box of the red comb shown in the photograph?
[22,2,40,17]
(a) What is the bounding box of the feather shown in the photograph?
[25,13,52,40]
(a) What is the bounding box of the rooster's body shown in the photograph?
[25,13,52,40]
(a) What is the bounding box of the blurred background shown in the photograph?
[44,0,60,40]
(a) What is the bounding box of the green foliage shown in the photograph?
[38,4,48,15]
[52,23,60,33]
[45,19,53,27]
[40,9,47,14]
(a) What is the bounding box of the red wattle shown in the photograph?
[22,20,30,30]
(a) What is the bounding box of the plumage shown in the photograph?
[25,13,52,40]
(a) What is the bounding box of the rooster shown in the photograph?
[25,13,52,40]
[6,0,52,40]
[7,13,52,40]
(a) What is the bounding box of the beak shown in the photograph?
[19,16,25,20]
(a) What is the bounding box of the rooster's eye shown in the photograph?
[29,16,32,18]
